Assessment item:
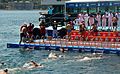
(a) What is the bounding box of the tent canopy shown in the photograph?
[66,0,120,3]
[65,0,120,8]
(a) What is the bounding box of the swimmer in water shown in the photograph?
[0,62,6,68]
[0,62,5,66]
[48,52,58,59]
[0,69,8,74]
[43,52,65,62]
[77,53,103,62]
[92,52,103,57]
[48,52,65,59]
[80,56,91,61]
[79,56,101,61]
[0,61,43,73]
[60,47,65,53]
[22,60,43,69]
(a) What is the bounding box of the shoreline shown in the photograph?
[0,9,48,11]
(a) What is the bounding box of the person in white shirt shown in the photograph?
[89,14,95,29]
[96,13,101,27]
[84,13,89,28]
[115,12,120,28]
[73,17,80,30]
[78,13,84,25]
[108,12,113,29]
[102,13,107,29]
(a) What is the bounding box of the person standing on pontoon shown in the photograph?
[108,12,113,29]
[27,23,34,42]
[52,21,58,38]
[117,12,120,29]
[48,7,54,14]
[39,20,46,39]
[90,24,98,32]
[19,24,28,44]
[89,14,95,29]
[78,13,84,25]
[115,12,120,30]
[73,17,80,30]
[66,23,72,40]
[96,13,101,27]
[102,13,107,29]
[83,12,89,28]
[79,22,86,41]
[112,14,118,31]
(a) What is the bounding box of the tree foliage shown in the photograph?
[0,0,41,3]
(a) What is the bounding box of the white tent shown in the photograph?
[66,0,120,3]
[66,0,99,3]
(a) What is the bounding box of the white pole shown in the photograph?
[64,1,66,16]
[64,1,67,26]
[97,7,99,12]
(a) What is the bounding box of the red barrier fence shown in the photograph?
[70,30,120,42]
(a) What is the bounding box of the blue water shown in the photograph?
[0,10,120,74]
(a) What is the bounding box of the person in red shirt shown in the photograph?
[90,24,98,32]
[39,21,46,39]
[27,23,34,38]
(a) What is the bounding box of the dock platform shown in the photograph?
[7,39,120,54]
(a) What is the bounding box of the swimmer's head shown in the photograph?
[4,69,8,73]
[100,55,102,57]
[30,60,36,64]
[30,60,34,63]
[60,48,65,53]
[30,60,39,67]
[59,55,64,58]
[92,53,96,55]
[48,52,58,59]
[54,53,58,56]
[1,62,4,65]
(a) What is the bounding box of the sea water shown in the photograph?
[0,10,120,74]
